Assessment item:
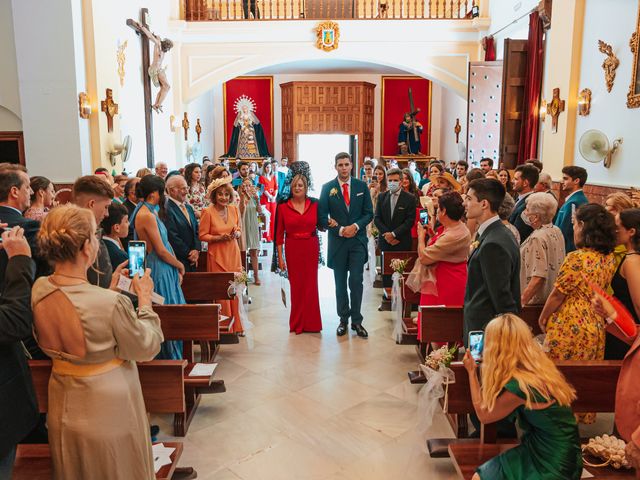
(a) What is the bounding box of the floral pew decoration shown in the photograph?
[390,258,409,343]
[228,269,255,349]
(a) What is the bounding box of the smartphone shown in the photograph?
[468,330,484,362]
[419,208,429,226]
[128,241,146,278]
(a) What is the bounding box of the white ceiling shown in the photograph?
[248,59,411,75]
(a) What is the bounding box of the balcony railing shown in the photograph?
[184,0,478,21]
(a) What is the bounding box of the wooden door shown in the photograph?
[499,39,528,169]
[0,132,26,166]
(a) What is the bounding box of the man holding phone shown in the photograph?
[374,167,416,289]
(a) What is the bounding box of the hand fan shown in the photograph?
[589,280,637,337]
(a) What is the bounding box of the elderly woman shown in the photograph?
[497,193,521,244]
[540,204,617,423]
[519,193,565,305]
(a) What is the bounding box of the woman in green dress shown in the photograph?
[463,314,582,480]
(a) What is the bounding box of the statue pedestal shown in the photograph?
[380,155,437,169]
[218,157,268,170]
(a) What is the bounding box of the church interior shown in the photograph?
[2,0,640,479]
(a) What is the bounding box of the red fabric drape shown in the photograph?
[484,36,496,61]
[517,11,545,165]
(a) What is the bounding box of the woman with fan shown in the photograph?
[273,162,323,334]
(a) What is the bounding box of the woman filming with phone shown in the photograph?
[463,314,582,480]
[130,174,186,360]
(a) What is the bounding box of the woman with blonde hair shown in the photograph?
[32,204,163,480]
[464,314,582,480]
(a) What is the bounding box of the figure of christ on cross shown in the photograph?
[128,19,173,113]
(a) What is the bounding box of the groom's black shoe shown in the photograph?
[336,322,348,336]
[351,324,368,338]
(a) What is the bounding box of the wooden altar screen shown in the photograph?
[280,81,375,168]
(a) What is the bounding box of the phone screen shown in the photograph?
[128,241,146,278]
[419,209,429,226]
[469,330,484,361]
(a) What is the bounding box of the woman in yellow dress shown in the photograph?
[539,203,617,423]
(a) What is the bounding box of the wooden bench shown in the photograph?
[154,304,226,435]
[379,251,418,311]
[181,272,240,344]
[12,443,190,480]
[29,357,214,437]
[410,360,630,478]
[414,305,544,362]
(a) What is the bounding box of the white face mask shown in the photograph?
[388,181,400,193]
[521,210,533,226]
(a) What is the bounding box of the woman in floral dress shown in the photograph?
[539,204,617,423]
[184,163,207,218]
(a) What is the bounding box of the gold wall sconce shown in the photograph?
[539,100,547,121]
[578,88,592,116]
[78,92,91,119]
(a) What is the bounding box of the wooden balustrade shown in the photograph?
[184,0,477,21]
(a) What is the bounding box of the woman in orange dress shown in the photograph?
[199,176,244,333]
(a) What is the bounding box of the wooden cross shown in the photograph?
[127,8,154,168]
[100,88,118,133]
[547,87,565,134]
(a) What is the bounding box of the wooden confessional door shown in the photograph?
[499,39,528,169]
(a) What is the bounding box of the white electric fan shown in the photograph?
[578,129,622,168]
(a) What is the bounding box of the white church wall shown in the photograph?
[11,0,92,181]
[0,0,22,131]
[572,0,639,188]
[438,85,468,164]
[185,89,215,165]
[488,0,538,60]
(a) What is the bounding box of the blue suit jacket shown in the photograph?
[554,190,588,253]
[165,199,200,272]
[508,193,533,243]
[318,177,373,269]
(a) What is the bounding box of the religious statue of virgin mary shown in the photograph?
[224,95,271,158]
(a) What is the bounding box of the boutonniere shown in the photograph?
[330,187,338,197]
[469,240,480,254]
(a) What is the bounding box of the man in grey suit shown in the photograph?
[463,178,521,343]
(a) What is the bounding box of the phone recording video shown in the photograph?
[469,330,484,362]
[419,208,430,226]
[128,241,146,278]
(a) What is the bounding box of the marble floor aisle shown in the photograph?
[155,263,460,480]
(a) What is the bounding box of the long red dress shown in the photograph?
[259,174,278,242]
[417,227,468,341]
[276,199,322,334]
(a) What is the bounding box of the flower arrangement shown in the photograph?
[390,258,409,274]
[370,226,379,238]
[424,344,459,371]
[233,269,249,285]
[329,187,338,197]
[469,240,480,254]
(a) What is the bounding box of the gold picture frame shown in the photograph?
[628,2,640,108]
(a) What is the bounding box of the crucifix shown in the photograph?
[547,87,565,134]
[127,8,155,168]
[100,88,118,133]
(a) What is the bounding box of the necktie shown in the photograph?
[180,203,191,226]
[390,192,398,216]
[342,183,350,207]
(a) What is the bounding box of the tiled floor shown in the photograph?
[154,262,460,479]
[154,260,612,479]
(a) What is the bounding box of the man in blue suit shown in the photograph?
[554,165,588,253]
[165,175,200,272]
[318,153,374,338]
[509,164,539,243]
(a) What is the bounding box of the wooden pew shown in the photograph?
[379,251,418,311]
[181,272,240,345]
[12,443,187,480]
[415,305,544,362]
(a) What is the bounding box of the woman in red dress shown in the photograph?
[275,173,322,334]
[411,191,471,342]
[259,162,278,242]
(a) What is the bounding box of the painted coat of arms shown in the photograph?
[316,21,339,52]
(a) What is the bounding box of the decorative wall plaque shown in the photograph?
[598,40,620,93]
[316,21,339,52]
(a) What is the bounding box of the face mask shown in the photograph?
[521,211,533,226]
[388,181,400,193]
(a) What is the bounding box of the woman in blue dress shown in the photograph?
[131,174,186,359]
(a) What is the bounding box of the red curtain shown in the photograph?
[223,77,274,155]
[517,11,544,165]
[483,36,496,61]
[381,77,431,156]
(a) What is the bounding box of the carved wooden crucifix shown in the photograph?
[127,8,154,168]
[547,87,565,134]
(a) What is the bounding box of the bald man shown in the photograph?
[165,175,200,271]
